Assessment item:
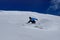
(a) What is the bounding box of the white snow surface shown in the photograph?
[0,11,60,40]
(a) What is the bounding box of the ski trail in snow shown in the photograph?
[18,18,60,31]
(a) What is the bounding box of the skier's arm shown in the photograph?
[36,19,38,21]
[27,20,31,24]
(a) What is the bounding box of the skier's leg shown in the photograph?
[32,21,36,24]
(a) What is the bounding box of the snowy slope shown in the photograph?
[0,11,60,40]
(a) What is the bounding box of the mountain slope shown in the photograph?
[0,11,60,40]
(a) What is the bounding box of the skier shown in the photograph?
[27,17,38,24]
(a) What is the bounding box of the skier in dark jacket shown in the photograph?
[27,17,38,24]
